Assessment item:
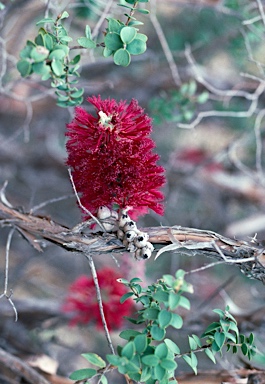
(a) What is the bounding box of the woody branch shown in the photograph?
[0,200,264,285]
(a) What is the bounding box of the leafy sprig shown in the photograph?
[69,271,256,384]
[16,1,150,107]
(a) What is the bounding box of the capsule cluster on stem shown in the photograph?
[97,206,154,260]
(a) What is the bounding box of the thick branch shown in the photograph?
[0,201,264,284]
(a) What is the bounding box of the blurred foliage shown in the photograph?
[70,272,257,383]
[149,81,209,125]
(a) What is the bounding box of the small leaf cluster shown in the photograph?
[17,12,84,107]
[202,305,256,360]
[103,17,148,67]
[69,272,257,384]
[149,81,209,125]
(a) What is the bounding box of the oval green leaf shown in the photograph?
[150,325,165,341]
[127,38,146,55]
[120,26,137,44]
[30,46,49,62]
[141,354,159,367]
[77,37,96,49]
[158,310,172,329]
[104,32,123,51]
[170,313,183,329]
[134,334,147,353]
[82,353,106,368]
[51,59,64,76]
[17,60,32,77]
[113,48,131,67]
[49,49,66,60]
[164,339,180,354]
[69,368,97,380]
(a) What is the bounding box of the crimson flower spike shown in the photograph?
[66,95,165,220]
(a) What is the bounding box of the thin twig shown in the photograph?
[68,168,106,231]
[85,253,115,355]
[150,0,181,86]
[177,82,265,129]
[0,227,18,321]
[91,0,114,39]
[254,108,265,183]
[30,193,76,214]
[255,0,265,27]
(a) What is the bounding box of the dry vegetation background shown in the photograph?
[0,0,265,383]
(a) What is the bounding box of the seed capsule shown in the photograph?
[102,221,116,232]
[97,206,111,220]
[127,242,137,253]
[125,230,137,242]
[123,220,137,232]
[134,248,142,260]
[134,232,149,248]
[110,210,118,220]
[119,213,130,228]
[140,243,154,259]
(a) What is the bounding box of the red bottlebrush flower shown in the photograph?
[62,268,133,330]
[66,95,165,219]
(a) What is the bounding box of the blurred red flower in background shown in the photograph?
[62,267,133,329]
[66,95,165,219]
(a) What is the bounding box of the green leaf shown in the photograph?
[119,329,141,340]
[155,343,168,359]
[140,366,152,382]
[69,368,97,380]
[182,353,198,374]
[128,20,144,26]
[43,34,54,50]
[120,292,134,303]
[53,44,69,55]
[121,341,135,359]
[154,364,166,381]
[100,375,108,384]
[168,292,180,310]
[134,334,147,353]
[142,354,159,366]
[160,358,177,370]
[170,313,183,329]
[136,33,148,42]
[202,322,221,337]
[104,32,123,51]
[127,38,146,55]
[77,37,96,49]
[137,8,150,14]
[191,334,202,347]
[150,325,165,341]
[214,332,225,350]
[59,11,69,19]
[158,310,172,329]
[153,290,169,303]
[106,354,121,366]
[116,278,129,285]
[164,339,180,354]
[142,308,159,321]
[241,343,248,356]
[188,336,197,351]
[17,60,32,77]
[205,348,216,363]
[179,296,190,310]
[197,91,209,104]
[163,274,175,287]
[51,59,65,76]
[32,62,50,76]
[213,309,225,318]
[30,46,49,62]
[49,49,66,60]
[107,18,124,33]
[82,353,106,368]
[130,277,142,284]
[60,36,73,43]
[120,26,137,44]
[85,25,92,39]
[36,17,54,26]
[19,44,33,59]
[35,34,44,46]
